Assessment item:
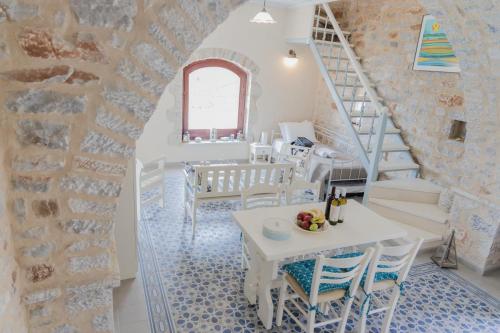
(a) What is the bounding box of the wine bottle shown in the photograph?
[338,188,347,223]
[329,189,340,225]
[324,186,336,221]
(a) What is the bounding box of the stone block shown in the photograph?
[60,175,121,197]
[27,264,55,283]
[24,288,61,305]
[67,253,111,273]
[73,156,127,177]
[18,29,106,62]
[32,200,59,218]
[96,106,143,140]
[68,199,116,217]
[0,0,38,21]
[17,120,69,150]
[103,86,154,123]
[92,311,113,332]
[12,175,50,193]
[133,43,176,80]
[13,198,26,223]
[12,155,64,173]
[52,324,79,333]
[61,219,113,235]
[148,24,187,65]
[65,281,113,314]
[22,243,54,258]
[80,131,134,158]
[177,0,215,33]
[159,7,202,51]
[20,226,47,239]
[117,60,165,96]
[69,0,138,31]
[66,241,90,253]
[29,305,50,319]
[6,89,86,114]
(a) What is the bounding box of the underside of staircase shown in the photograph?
[304,3,448,249]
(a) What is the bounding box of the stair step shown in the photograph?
[365,143,410,153]
[378,161,420,172]
[322,54,360,61]
[313,27,351,36]
[350,110,378,117]
[343,96,383,103]
[370,179,442,204]
[369,198,448,235]
[357,128,401,135]
[314,40,355,48]
[383,219,443,250]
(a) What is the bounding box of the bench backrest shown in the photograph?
[193,163,295,198]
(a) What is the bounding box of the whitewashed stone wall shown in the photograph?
[0,0,245,331]
[313,0,499,272]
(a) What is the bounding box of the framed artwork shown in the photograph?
[413,15,460,73]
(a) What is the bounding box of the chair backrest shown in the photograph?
[363,238,424,293]
[137,157,166,203]
[194,163,295,199]
[285,179,321,205]
[241,183,282,210]
[309,248,374,306]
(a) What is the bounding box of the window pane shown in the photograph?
[188,67,241,130]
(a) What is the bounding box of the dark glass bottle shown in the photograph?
[324,186,336,221]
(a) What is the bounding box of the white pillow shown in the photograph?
[279,121,317,143]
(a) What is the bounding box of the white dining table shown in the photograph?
[232,200,408,329]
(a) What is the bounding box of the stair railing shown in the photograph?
[310,3,388,204]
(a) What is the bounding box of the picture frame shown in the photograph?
[413,15,460,73]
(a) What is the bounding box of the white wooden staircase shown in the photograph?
[307,4,420,204]
[303,3,448,248]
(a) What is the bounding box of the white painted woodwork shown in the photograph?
[233,201,407,329]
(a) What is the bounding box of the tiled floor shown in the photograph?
[113,166,500,332]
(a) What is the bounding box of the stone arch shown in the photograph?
[0,0,498,332]
[0,1,247,332]
[164,47,262,144]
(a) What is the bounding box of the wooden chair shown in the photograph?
[240,183,283,269]
[356,238,423,333]
[285,179,321,205]
[276,248,374,333]
[136,158,166,208]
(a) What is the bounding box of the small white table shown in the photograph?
[249,143,272,164]
[232,200,407,329]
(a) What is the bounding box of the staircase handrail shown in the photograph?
[320,3,388,117]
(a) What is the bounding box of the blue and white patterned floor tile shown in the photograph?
[137,168,500,333]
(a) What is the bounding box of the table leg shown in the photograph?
[256,254,278,330]
[244,240,258,305]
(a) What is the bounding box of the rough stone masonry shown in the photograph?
[0,0,498,332]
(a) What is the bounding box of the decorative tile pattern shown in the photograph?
[138,168,500,333]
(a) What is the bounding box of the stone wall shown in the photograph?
[313,0,499,272]
[0,115,28,333]
[0,0,244,331]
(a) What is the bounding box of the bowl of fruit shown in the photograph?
[295,209,327,233]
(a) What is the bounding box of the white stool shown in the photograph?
[249,143,272,164]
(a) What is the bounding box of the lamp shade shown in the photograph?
[250,2,276,24]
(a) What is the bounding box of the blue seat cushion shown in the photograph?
[283,252,399,296]
[283,252,363,296]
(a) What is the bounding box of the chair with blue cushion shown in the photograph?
[356,238,423,333]
[276,248,374,333]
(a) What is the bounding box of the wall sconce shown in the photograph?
[283,49,298,67]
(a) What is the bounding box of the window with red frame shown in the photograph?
[183,59,247,139]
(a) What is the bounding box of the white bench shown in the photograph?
[184,162,295,238]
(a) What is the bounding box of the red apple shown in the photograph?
[303,215,312,223]
[297,212,305,221]
[300,221,311,230]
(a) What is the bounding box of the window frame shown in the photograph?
[182,58,248,139]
